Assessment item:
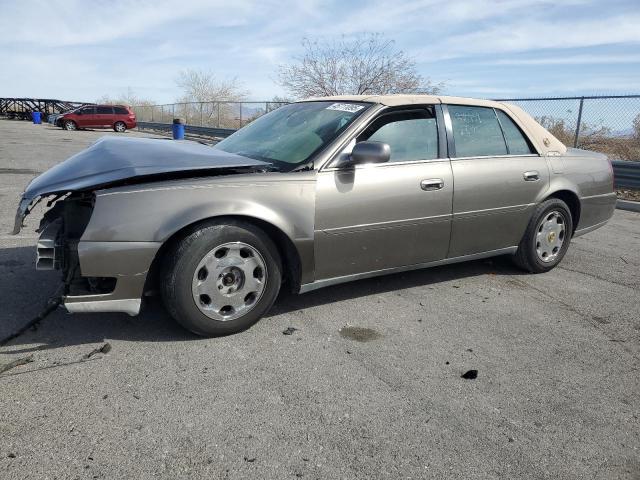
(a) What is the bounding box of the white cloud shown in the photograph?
[0,0,638,102]
[432,14,640,56]
[0,0,254,47]
[490,54,640,65]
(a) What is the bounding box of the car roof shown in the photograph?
[302,94,503,108]
[300,94,567,154]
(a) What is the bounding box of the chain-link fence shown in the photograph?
[495,95,640,161]
[134,95,640,160]
[132,101,288,130]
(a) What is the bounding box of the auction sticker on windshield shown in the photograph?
[326,103,365,113]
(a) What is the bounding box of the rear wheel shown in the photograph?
[64,120,77,131]
[114,121,127,132]
[513,198,573,273]
[161,221,282,336]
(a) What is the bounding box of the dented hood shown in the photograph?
[22,136,268,201]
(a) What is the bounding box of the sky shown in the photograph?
[1,0,639,104]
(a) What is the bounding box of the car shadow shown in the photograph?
[0,245,524,354]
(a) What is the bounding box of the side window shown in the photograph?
[448,105,507,157]
[359,108,438,162]
[496,110,534,155]
[96,106,113,114]
[114,106,128,115]
[80,106,95,115]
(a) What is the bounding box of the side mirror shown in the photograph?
[349,141,390,166]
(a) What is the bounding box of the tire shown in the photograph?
[161,221,282,336]
[64,120,77,131]
[113,121,127,132]
[513,198,573,273]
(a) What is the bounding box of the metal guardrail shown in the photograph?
[612,161,640,189]
[137,121,236,139]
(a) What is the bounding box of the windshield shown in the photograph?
[214,101,370,171]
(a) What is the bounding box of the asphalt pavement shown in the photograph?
[0,119,638,479]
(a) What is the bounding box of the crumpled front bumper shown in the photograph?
[12,196,33,235]
[63,240,161,316]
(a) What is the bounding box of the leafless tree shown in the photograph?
[175,69,247,103]
[174,69,248,127]
[97,87,154,106]
[278,34,442,99]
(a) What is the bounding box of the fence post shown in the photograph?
[239,103,243,129]
[217,103,221,128]
[573,97,584,148]
[151,106,154,122]
[200,102,203,126]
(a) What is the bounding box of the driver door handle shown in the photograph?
[523,171,540,181]
[420,178,444,191]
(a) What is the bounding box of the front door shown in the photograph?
[76,106,96,127]
[314,106,453,280]
[445,104,550,257]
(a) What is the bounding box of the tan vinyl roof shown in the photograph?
[302,94,567,154]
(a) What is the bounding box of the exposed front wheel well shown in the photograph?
[545,190,580,233]
[144,215,302,297]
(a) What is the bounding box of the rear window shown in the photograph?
[114,106,129,115]
[97,106,113,114]
[496,110,534,155]
[449,105,507,157]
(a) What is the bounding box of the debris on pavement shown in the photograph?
[461,369,478,380]
[282,327,298,335]
[0,355,34,375]
[244,456,256,463]
[82,343,112,360]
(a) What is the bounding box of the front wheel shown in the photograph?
[64,120,77,131]
[113,121,127,132]
[161,221,282,336]
[513,198,573,273]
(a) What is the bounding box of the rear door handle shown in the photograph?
[523,171,540,181]
[420,178,444,191]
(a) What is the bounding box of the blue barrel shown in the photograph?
[172,118,185,140]
[32,111,42,124]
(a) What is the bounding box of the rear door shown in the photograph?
[445,104,550,257]
[95,106,114,127]
[314,105,453,280]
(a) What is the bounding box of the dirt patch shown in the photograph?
[339,326,382,342]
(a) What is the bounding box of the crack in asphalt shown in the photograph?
[505,276,639,361]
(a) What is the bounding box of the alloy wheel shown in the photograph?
[191,242,267,321]
[535,210,566,263]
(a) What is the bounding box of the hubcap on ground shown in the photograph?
[535,210,566,263]
[191,242,267,321]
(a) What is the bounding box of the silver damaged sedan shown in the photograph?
[14,95,617,336]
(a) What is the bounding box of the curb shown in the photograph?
[616,199,640,212]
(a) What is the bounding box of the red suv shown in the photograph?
[58,105,137,132]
